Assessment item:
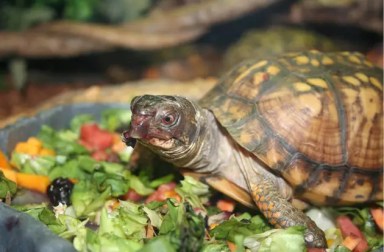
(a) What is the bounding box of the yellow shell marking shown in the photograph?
[294,56,310,65]
[266,65,280,75]
[309,50,320,54]
[342,76,361,86]
[360,87,381,152]
[321,56,334,65]
[307,78,328,89]
[298,93,322,117]
[369,77,383,90]
[253,72,267,85]
[363,60,374,67]
[233,60,268,84]
[310,59,320,67]
[348,55,362,64]
[294,82,312,92]
[355,72,369,82]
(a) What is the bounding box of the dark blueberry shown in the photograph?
[47,177,74,206]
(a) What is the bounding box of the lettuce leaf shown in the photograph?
[158,200,205,252]
[210,213,271,242]
[38,125,88,156]
[139,236,176,252]
[79,231,143,252]
[176,176,210,209]
[70,114,95,133]
[243,226,306,252]
[11,153,56,175]
[71,180,111,218]
[101,109,131,132]
[14,204,67,235]
[202,240,231,252]
[0,170,17,198]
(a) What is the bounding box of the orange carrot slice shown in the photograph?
[0,167,17,184]
[370,207,384,231]
[0,150,11,170]
[227,241,236,252]
[16,172,50,194]
[217,199,236,212]
[39,148,56,156]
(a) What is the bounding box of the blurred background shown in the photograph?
[0,0,382,122]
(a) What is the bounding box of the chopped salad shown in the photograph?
[0,109,382,252]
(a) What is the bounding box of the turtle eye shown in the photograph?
[161,113,177,125]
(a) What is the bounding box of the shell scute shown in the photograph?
[200,51,383,204]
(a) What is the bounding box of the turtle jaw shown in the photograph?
[122,126,178,150]
[146,137,176,150]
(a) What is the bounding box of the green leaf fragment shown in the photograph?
[70,114,95,133]
[139,236,176,252]
[101,109,131,131]
[243,226,306,252]
[0,170,17,198]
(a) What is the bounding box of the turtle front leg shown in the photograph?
[250,179,327,248]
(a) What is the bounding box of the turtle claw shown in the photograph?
[304,224,327,248]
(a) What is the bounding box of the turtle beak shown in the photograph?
[122,114,152,147]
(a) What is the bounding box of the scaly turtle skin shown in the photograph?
[122,51,383,248]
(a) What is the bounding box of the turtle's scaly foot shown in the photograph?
[250,180,327,248]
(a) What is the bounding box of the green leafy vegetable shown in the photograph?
[201,240,231,252]
[139,237,176,252]
[14,204,67,235]
[243,226,306,252]
[70,114,95,133]
[38,125,88,156]
[11,153,56,175]
[101,108,131,132]
[176,176,210,209]
[158,200,205,252]
[71,180,112,218]
[0,170,17,198]
[210,213,271,242]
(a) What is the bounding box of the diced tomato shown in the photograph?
[227,241,236,252]
[0,150,11,170]
[112,133,126,153]
[145,182,177,203]
[307,248,326,252]
[121,189,144,202]
[91,150,109,161]
[216,198,236,212]
[80,123,114,151]
[370,207,384,231]
[342,235,362,251]
[79,139,93,152]
[336,216,369,252]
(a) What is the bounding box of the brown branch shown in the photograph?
[0,32,112,58]
[122,0,282,32]
[0,0,281,58]
[289,1,383,33]
[35,22,206,49]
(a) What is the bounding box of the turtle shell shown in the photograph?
[199,51,383,205]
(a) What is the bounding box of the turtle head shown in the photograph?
[122,95,201,152]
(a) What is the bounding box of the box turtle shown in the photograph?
[122,51,383,248]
